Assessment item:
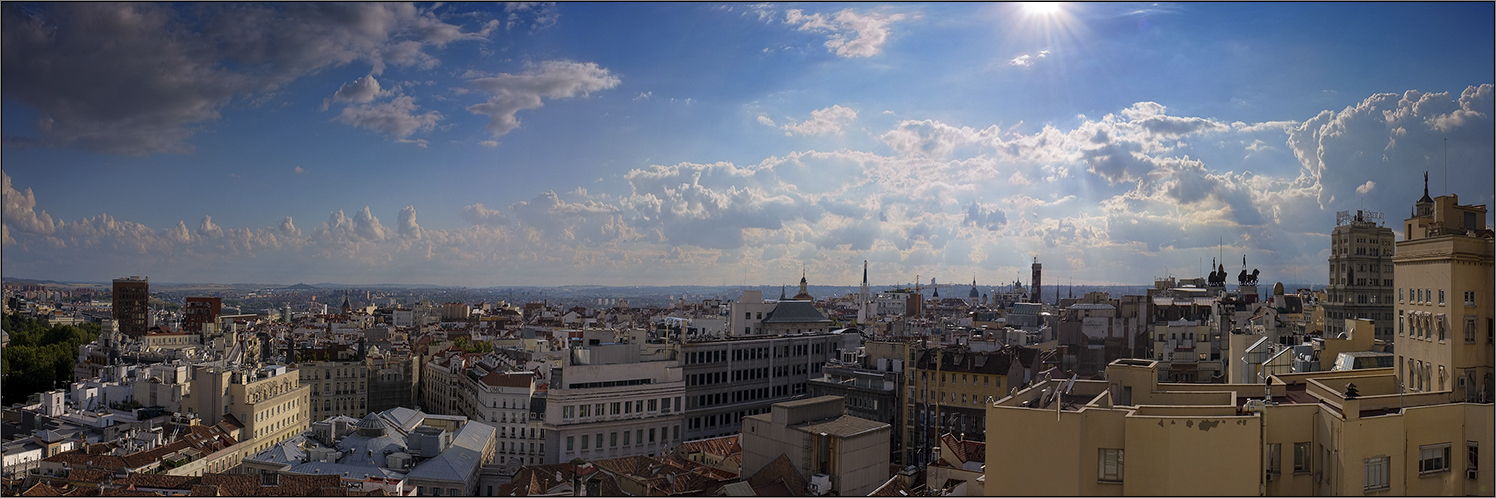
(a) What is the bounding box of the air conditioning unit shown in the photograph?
[1265,472,1276,482]
[1468,469,1479,480]
[1458,376,1467,388]
[808,474,833,496]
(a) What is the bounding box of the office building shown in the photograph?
[542,342,686,465]
[1325,210,1396,341]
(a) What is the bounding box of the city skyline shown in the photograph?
[2,2,1493,287]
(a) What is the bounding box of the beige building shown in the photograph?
[986,349,1492,496]
[740,396,891,497]
[1394,186,1493,402]
[298,358,369,420]
[183,364,311,455]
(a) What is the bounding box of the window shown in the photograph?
[1294,442,1311,473]
[1468,442,1479,479]
[1098,449,1123,482]
[1439,290,1446,305]
[1267,443,1281,475]
[1365,456,1390,490]
[623,431,630,446]
[581,434,589,450]
[1467,291,1477,306]
[610,432,617,447]
[650,428,657,442]
[1420,443,1451,474]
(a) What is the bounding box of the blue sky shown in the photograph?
[3,2,1492,287]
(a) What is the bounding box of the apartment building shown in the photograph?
[298,357,369,421]
[910,346,1035,466]
[183,364,311,454]
[421,348,469,415]
[680,332,842,441]
[543,342,686,465]
[458,365,543,468]
[1395,184,1494,402]
[986,345,1493,496]
[368,347,419,413]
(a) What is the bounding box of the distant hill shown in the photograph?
[282,283,318,291]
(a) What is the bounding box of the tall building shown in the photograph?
[1325,209,1396,341]
[1394,178,1493,401]
[183,364,311,455]
[112,276,149,338]
[1030,258,1043,304]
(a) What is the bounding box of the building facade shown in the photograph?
[740,396,891,497]
[986,356,1493,496]
[542,343,686,465]
[1394,185,1494,402]
[681,332,842,441]
[1326,210,1397,341]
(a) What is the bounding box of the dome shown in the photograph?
[1273,282,1285,296]
[355,412,388,437]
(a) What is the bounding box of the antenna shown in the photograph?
[1444,137,1448,195]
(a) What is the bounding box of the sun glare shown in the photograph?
[1024,2,1064,16]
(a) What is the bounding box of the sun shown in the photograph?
[1024,2,1064,16]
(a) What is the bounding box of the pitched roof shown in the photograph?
[761,301,831,324]
[746,454,806,497]
[868,474,913,497]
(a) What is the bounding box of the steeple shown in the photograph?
[1416,171,1435,217]
[793,269,814,301]
[969,275,980,299]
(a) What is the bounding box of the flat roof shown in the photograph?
[795,415,889,438]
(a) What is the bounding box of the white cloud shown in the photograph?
[321,74,385,111]
[479,140,499,148]
[336,95,442,141]
[785,8,908,58]
[963,202,1008,231]
[1008,171,1033,185]
[295,166,306,174]
[634,91,653,101]
[1008,50,1049,68]
[1356,181,1375,195]
[196,215,224,238]
[2,172,57,235]
[757,115,776,127]
[398,205,424,239]
[466,60,622,136]
[462,203,510,226]
[782,105,858,136]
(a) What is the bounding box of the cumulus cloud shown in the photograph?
[1355,181,1375,195]
[336,95,442,142]
[1,3,498,155]
[462,203,510,226]
[757,115,776,127]
[479,140,499,148]
[197,216,224,238]
[321,74,385,111]
[782,105,857,136]
[1287,84,1493,208]
[2,172,57,235]
[466,60,622,136]
[398,205,423,239]
[294,166,306,174]
[785,8,908,58]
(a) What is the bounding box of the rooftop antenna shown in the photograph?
[1444,137,1448,195]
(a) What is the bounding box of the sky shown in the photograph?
[2,2,1493,288]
